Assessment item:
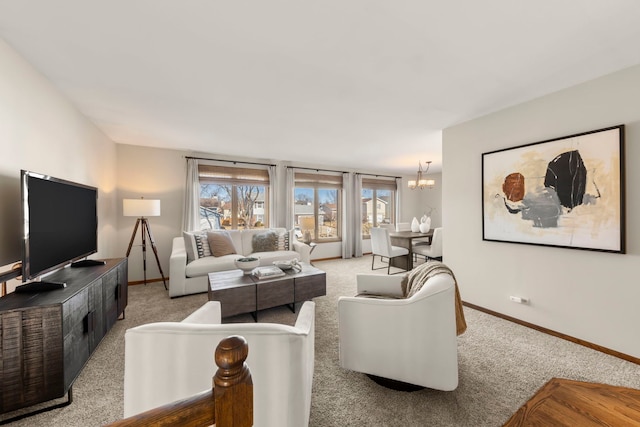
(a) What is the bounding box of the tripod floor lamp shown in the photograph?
[124,198,167,289]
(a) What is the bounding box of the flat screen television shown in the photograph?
[21,170,98,281]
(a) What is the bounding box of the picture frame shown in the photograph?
[482,125,625,253]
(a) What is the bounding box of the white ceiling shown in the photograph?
[1,1,640,175]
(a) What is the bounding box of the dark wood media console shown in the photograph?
[0,258,128,421]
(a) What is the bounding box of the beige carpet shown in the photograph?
[3,256,640,426]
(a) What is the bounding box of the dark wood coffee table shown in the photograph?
[208,262,326,320]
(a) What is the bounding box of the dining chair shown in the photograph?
[376,224,396,262]
[413,227,443,262]
[370,227,409,274]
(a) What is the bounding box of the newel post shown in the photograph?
[214,335,253,427]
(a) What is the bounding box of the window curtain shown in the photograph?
[341,172,353,259]
[182,158,200,231]
[352,173,363,258]
[285,167,295,230]
[268,164,277,228]
[395,177,402,223]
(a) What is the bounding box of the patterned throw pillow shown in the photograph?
[183,231,204,262]
[194,233,212,258]
[277,229,290,251]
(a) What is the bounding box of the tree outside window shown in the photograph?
[198,164,269,230]
[200,184,267,230]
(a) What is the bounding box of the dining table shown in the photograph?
[388,229,434,271]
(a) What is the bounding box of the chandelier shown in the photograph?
[408,161,435,189]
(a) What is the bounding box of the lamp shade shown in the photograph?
[123,199,161,217]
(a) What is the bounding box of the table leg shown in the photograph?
[389,236,413,271]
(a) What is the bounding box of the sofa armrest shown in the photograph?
[292,240,311,263]
[181,301,222,324]
[169,237,188,298]
[355,273,405,297]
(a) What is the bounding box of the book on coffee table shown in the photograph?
[253,266,285,279]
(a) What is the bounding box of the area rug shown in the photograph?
[3,256,640,426]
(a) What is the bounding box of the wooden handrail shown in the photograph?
[106,335,252,427]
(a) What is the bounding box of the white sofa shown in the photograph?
[123,300,315,427]
[169,227,311,297]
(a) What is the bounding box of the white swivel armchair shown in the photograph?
[370,227,409,274]
[338,271,458,391]
[123,301,315,427]
[413,227,443,261]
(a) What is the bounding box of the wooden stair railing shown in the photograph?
[106,335,253,427]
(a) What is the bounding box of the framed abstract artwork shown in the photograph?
[482,125,625,253]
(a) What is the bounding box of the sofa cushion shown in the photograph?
[207,231,237,257]
[252,230,279,253]
[185,254,242,277]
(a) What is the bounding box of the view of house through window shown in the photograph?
[198,164,269,230]
[294,172,341,242]
[362,178,396,237]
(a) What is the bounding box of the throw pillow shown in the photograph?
[183,231,211,261]
[194,234,212,258]
[252,230,278,253]
[182,231,200,262]
[277,229,290,251]
[207,231,237,257]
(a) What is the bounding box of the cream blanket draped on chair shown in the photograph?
[401,261,467,336]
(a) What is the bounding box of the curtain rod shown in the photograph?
[186,158,400,179]
[287,166,400,179]
[357,172,402,180]
[287,165,346,174]
[186,156,276,168]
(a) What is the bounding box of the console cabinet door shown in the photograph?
[117,259,128,316]
[103,270,119,330]
[87,278,105,352]
[63,288,91,389]
[0,307,64,413]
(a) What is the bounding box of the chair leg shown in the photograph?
[371,254,387,271]
[387,255,410,275]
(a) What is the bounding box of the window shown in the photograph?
[198,164,269,230]
[361,178,396,237]
[294,172,342,242]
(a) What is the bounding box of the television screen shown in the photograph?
[21,170,98,281]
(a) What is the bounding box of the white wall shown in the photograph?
[0,38,118,285]
[443,64,640,358]
[116,144,186,281]
[400,172,442,227]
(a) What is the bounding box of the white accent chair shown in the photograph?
[337,271,458,391]
[123,301,315,427]
[370,227,409,274]
[413,227,443,261]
